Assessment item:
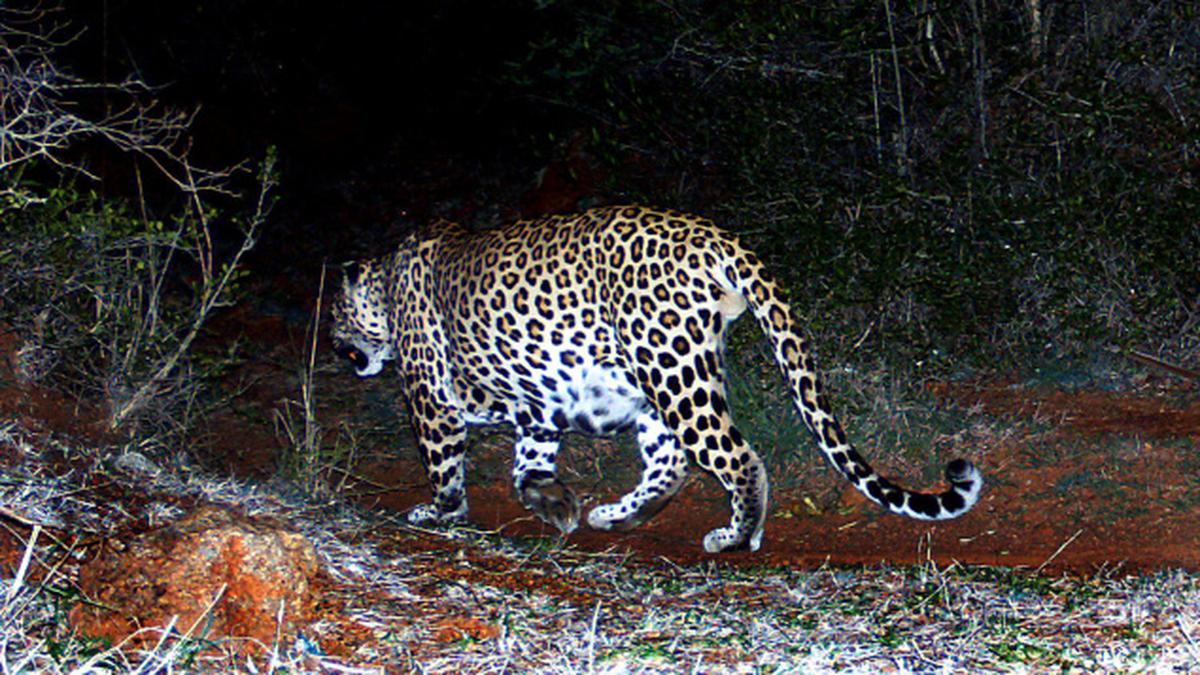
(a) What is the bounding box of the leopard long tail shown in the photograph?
[719,240,982,521]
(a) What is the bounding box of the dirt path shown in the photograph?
[4,312,1198,576]
[343,380,1200,575]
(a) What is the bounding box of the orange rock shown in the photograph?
[70,504,319,649]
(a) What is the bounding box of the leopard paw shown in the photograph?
[407,502,468,527]
[519,483,580,535]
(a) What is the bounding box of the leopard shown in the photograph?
[331,205,982,553]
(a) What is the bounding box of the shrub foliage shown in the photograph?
[0,7,275,444]
[498,0,1199,369]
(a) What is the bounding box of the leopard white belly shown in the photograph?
[549,364,646,435]
[450,362,647,435]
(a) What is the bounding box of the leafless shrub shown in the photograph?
[0,6,275,440]
[0,5,233,197]
[273,264,364,499]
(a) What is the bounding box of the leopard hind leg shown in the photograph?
[587,408,689,531]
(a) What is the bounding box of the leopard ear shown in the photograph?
[342,261,361,288]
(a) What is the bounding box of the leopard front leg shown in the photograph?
[513,426,580,534]
[407,410,470,528]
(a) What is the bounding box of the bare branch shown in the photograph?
[1,7,271,437]
[0,6,238,195]
[107,150,278,431]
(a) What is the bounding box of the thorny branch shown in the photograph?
[1,7,271,435]
[0,6,237,196]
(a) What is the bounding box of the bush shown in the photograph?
[498,0,1200,372]
[0,7,276,444]
[0,156,275,441]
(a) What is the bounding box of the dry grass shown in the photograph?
[1,419,1198,673]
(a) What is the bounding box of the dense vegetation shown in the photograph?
[491,1,1198,373]
[2,0,1196,445]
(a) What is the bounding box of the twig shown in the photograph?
[108,151,275,429]
[397,515,538,540]
[1177,615,1200,664]
[0,506,40,527]
[968,0,990,160]
[882,0,908,175]
[301,263,327,493]
[1035,527,1083,574]
[1125,350,1200,383]
[869,52,883,166]
[7,525,39,602]
[586,599,602,673]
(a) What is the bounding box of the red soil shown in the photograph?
[352,378,1200,575]
[3,313,1198,577]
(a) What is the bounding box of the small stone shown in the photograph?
[111,451,160,476]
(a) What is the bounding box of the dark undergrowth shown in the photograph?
[489,0,1198,380]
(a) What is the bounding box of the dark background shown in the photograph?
[49,4,496,250]
[55,1,620,254]
[17,1,1200,368]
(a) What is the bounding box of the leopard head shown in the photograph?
[331,260,394,377]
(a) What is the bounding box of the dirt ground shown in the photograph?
[2,300,1198,579]
[5,285,1200,670]
[344,378,1200,576]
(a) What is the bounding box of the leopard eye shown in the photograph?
[336,346,368,370]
